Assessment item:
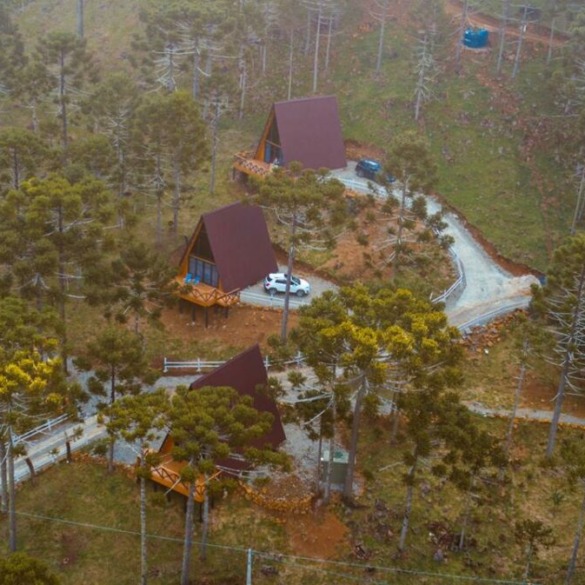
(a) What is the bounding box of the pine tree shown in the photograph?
[0,297,74,552]
[561,436,585,584]
[131,91,208,237]
[74,325,159,473]
[253,163,346,341]
[293,283,462,502]
[531,234,585,457]
[169,385,287,585]
[103,390,169,585]
[34,32,99,156]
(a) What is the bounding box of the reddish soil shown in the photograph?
[284,510,350,559]
[520,372,585,420]
[159,303,295,355]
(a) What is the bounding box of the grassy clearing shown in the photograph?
[5,417,584,585]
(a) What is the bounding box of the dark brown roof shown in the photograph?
[180,202,277,292]
[273,95,346,170]
[189,345,285,449]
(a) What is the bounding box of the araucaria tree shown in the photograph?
[169,385,286,585]
[384,130,438,279]
[75,325,159,473]
[131,90,208,237]
[561,436,585,585]
[34,32,98,156]
[0,297,74,552]
[85,240,178,333]
[103,390,169,585]
[0,174,119,369]
[293,283,462,503]
[253,163,346,341]
[531,234,585,457]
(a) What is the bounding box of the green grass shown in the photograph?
[5,458,290,585]
[4,416,585,585]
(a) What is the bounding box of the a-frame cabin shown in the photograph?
[150,345,286,500]
[176,202,277,325]
[233,95,347,178]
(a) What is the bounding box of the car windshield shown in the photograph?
[290,276,300,285]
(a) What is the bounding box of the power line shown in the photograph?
[16,510,530,584]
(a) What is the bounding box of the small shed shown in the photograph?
[151,345,286,498]
[176,202,277,324]
[234,95,346,177]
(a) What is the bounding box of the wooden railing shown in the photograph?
[232,152,273,178]
[176,278,240,308]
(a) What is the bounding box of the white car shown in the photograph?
[264,273,311,297]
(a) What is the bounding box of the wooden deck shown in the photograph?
[149,454,223,502]
[232,152,273,179]
[176,277,240,308]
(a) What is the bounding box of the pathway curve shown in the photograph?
[332,162,540,330]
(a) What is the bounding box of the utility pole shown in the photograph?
[512,5,529,79]
[246,548,253,585]
[496,0,511,74]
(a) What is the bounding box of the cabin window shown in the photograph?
[193,226,213,261]
[188,257,219,287]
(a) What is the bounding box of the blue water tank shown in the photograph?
[463,28,489,49]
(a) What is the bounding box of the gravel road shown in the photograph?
[241,161,539,328]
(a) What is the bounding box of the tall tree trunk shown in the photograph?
[59,50,69,157]
[375,12,386,74]
[77,0,84,38]
[324,15,333,71]
[172,158,181,232]
[458,477,475,550]
[0,439,7,514]
[565,483,585,585]
[511,6,528,79]
[524,542,534,583]
[455,0,469,74]
[392,182,409,280]
[238,47,246,121]
[200,476,210,561]
[547,17,556,64]
[192,45,201,100]
[316,423,323,486]
[140,471,148,585]
[155,153,163,243]
[287,29,294,101]
[304,7,312,56]
[11,148,20,190]
[57,203,69,374]
[504,358,526,460]
[496,0,510,74]
[180,472,196,585]
[312,9,321,93]
[107,369,116,474]
[398,447,419,552]
[343,375,368,500]
[7,431,17,552]
[209,98,220,195]
[323,398,336,504]
[31,100,39,134]
[570,164,585,235]
[280,215,297,343]
[547,263,585,458]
